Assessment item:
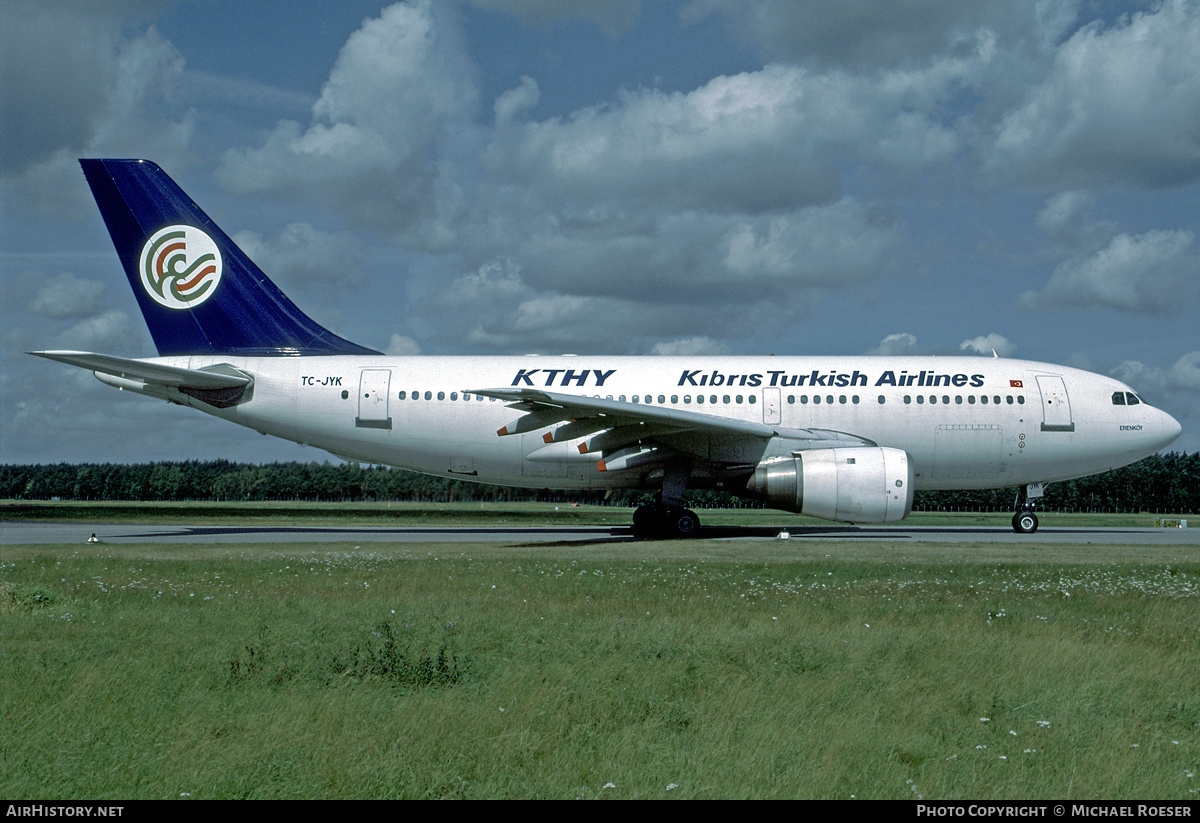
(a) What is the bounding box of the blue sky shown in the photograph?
[2,0,1198,464]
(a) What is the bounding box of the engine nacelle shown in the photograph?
[744,447,914,524]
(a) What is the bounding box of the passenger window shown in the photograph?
[398,390,407,400]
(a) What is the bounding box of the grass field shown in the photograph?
[2,504,1198,799]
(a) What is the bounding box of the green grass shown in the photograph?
[2,533,1198,799]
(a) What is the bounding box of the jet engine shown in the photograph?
[743,447,913,524]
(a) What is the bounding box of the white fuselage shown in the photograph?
[137,354,1182,494]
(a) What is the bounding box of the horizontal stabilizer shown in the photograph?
[28,351,251,390]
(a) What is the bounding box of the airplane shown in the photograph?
[30,159,1182,537]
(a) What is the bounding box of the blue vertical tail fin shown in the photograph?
[80,158,379,356]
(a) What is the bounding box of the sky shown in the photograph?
[1,0,1198,465]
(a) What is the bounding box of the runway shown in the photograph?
[4,521,1197,546]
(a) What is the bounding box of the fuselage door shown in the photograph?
[356,369,392,430]
[1036,374,1074,432]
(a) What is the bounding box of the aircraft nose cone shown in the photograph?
[1155,409,1183,450]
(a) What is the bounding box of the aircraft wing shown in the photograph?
[29,351,251,389]
[470,387,875,471]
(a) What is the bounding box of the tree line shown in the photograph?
[1,452,1195,513]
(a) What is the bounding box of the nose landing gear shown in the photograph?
[1012,483,1045,534]
[1012,509,1039,534]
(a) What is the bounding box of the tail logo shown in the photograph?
[138,225,223,309]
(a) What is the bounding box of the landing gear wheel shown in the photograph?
[632,504,659,536]
[1012,511,1039,534]
[670,507,700,538]
[631,504,702,538]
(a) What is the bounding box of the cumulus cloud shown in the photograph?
[988,0,1200,189]
[493,76,540,126]
[1020,230,1197,312]
[28,272,108,319]
[1035,191,1095,239]
[1,5,194,214]
[233,224,365,290]
[1168,351,1200,391]
[683,0,1070,71]
[217,1,479,238]
[651,336,731,356]
[867,332,920,356]
[384,334,421,356]
[485,56,974,214]
[959,333,1015,357]
[431,269,648,352]
[1112,351,1200,399]
[1,4,116,175]
[53,310,138,354]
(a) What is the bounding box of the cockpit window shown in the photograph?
[1112,391,1125,406]
[1113,391,1142,406]
[1126,392,1141,406]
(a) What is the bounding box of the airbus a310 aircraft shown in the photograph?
[31,159,1182,536]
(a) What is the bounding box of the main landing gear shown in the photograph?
[632,503,701,538]
[1012,483,1045,534]
[631,464,701,539]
